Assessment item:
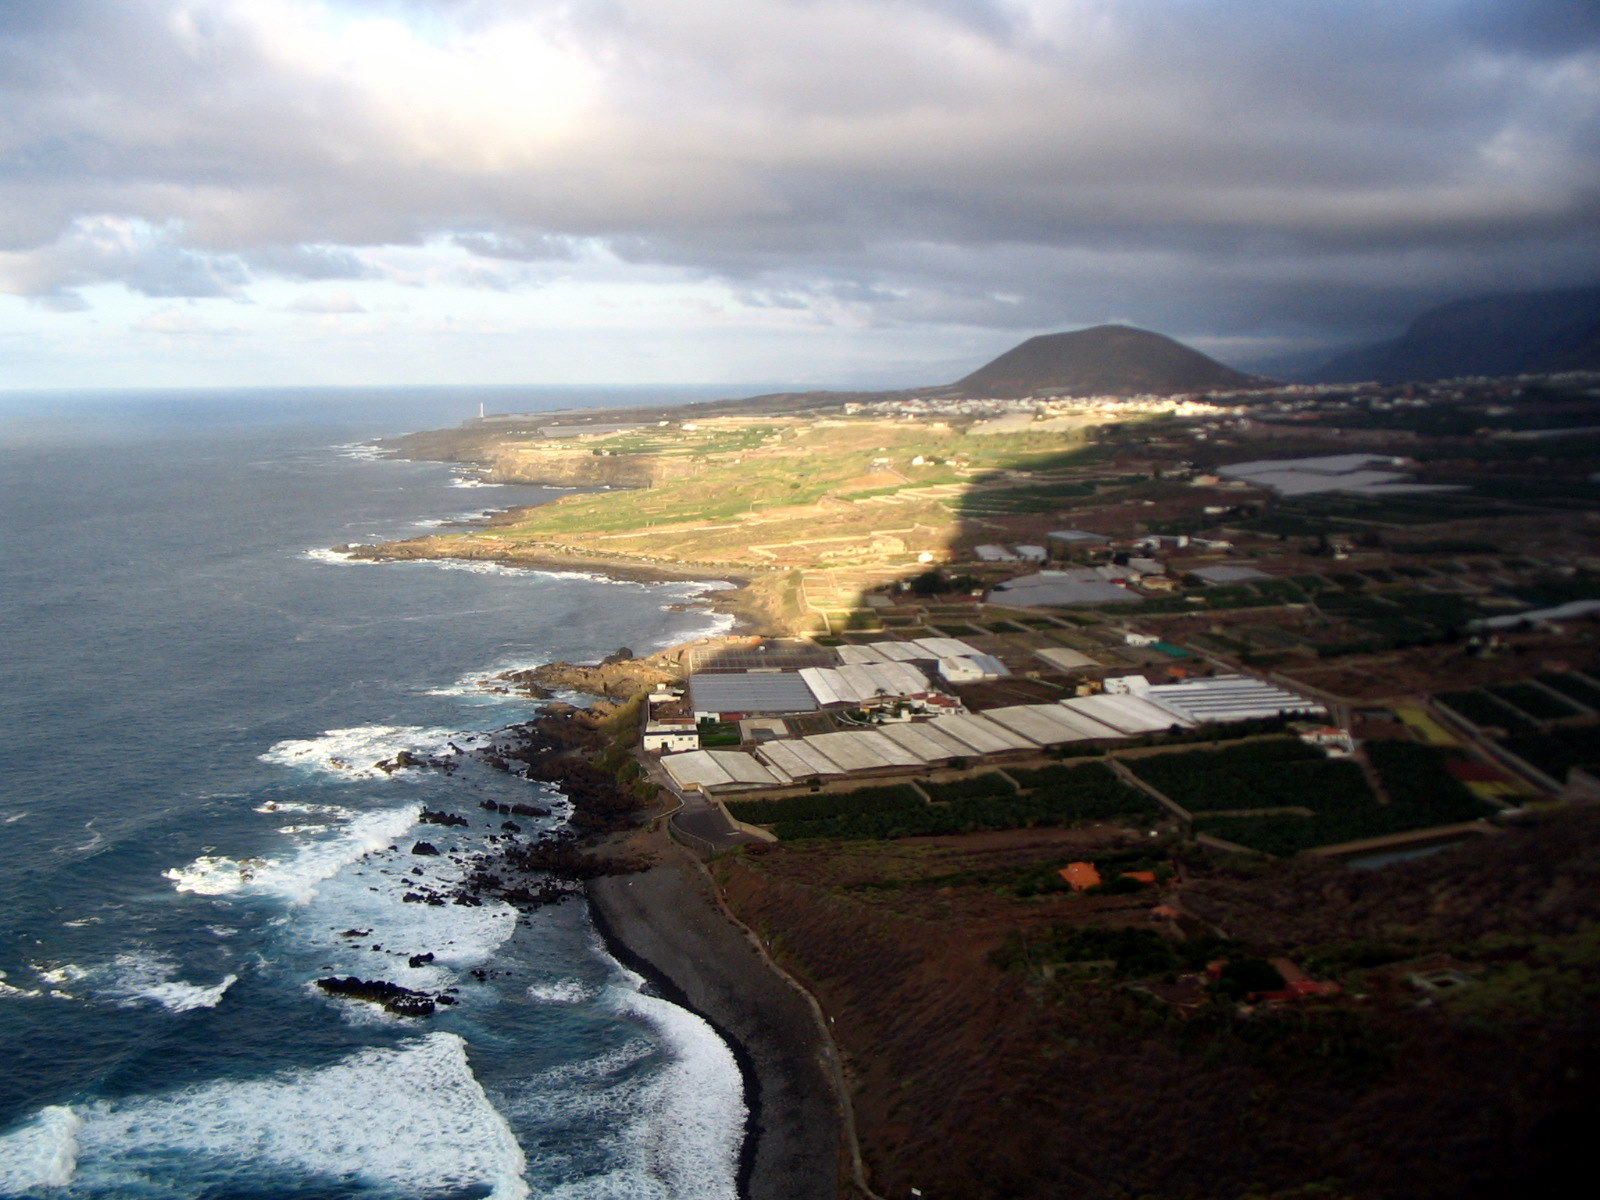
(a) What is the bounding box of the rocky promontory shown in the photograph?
[490,634,763,700]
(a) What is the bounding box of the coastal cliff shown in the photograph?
[381,425,688,488]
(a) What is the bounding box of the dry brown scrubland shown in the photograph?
[714,810,1600,1200]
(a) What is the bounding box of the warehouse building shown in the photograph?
[659,673,1325,797]
[1062,692,1191,734]
[1135,675,1325,723]
[689,672,822,720]
[1189,564,1274,585]
[834,637,1008,687]
[1033,646,1101,671]
[872,721,972,766]
[798,662,935,707]
[988,569,1139,607]
[752,738,843,782]
[660,749,785,794]
[984,703,1120,745]
[924,712,1037,755]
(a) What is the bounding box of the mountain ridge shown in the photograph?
[1314,285,1600,383]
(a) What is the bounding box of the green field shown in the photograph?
[1193,741,1494,856]
[730,761,1158,841]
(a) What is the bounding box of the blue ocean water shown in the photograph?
[0,387,749,1199]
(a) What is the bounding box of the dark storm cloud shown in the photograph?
[0,0,1594,349]
[1465,0,1600,52]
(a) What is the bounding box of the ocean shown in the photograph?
[0,386,751,1199]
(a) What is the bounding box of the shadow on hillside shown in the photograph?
[684,415,1211,689]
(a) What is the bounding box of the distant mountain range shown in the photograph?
[949,324,1261,398]
[1312,285,1600,383]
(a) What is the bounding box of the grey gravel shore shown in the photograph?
[587,843,844,1200]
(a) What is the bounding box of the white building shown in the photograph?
[642,724,700,754]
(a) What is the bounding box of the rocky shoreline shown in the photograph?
[322,510,840,1194]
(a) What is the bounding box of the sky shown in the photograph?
[0,0,1596,390]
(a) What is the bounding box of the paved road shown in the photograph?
[673,793,769,850]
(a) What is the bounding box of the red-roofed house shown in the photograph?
[1059,862,1102,892]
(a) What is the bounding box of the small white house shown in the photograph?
[1124,631,1159,647]
[1299,726,1355,756]
[642,724,700,754]
[936,657,986,685]
[935,654,1009,685]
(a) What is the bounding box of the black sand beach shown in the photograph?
[588,839,846,1200]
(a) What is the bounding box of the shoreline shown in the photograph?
[345,534,778,634]
[586,832,846,1200]
[584,858,766,1200]
[355,470,837,1192]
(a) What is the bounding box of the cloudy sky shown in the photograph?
[1,0,1596,390]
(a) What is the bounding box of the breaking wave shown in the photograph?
[509,962,744,1200]
[300,546,376,565]
[527,979,599,1005]
[0,1106,81,1192]
[163,804,422,905]
[0,1035,528,1199]
[414,508,499,528]
[330,442,387,462]
[102,953,238,1014]
[259,724,491,780]
[434,560,535,577]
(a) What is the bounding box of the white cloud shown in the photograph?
[285,289,366,313]
[0,0,1594,382]
[130,304,245,335]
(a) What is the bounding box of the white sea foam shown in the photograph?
[331,441,387,462]
[519,964,744,1200]
[1,1035,528,1198]
[74,823,106,854]
[416,508,499,529]
[32,963,88,988]
[103,953,237,1013]
[0,971,42,1000]
[260,724,490,780]
[0,1105,81,1190]
[424,676,516,700]
[254,800,352,817]
[605,978,744,1200]
[164,804,422,905]
[300,546,375,565]
[645,608,737,652]
[434,560,535,578]
[526,979,598,1005]
[450,476,504,488]
[298,835,520,995]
